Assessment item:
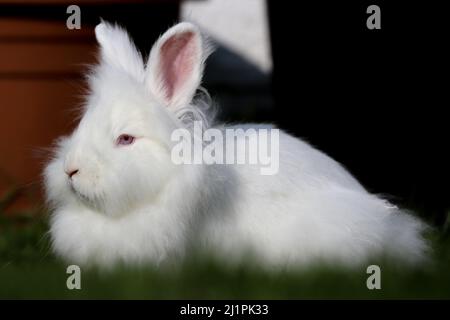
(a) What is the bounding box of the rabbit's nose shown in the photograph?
[66,169,79,178]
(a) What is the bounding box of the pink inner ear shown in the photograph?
[159,31,196,102]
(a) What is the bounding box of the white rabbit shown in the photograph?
[44,21,429,269]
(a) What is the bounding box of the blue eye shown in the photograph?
[116,134,135,146]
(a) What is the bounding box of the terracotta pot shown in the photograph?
[0,17,95,215]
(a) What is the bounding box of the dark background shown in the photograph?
[268,1,449,225]
[0,0,448,226]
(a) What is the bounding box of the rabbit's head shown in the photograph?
[44,22,210,217]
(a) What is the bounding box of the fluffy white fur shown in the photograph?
[44,22,429,269]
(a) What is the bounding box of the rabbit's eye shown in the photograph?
[116,134,135,146]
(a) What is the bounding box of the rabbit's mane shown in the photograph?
[175,86,217,130]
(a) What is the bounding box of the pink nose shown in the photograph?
[66,169,79,178]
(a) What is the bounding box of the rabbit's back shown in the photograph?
[198,127,429,266]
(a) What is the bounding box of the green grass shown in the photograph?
[1,212,450,299]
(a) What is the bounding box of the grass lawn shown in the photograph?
[1,212,450,299]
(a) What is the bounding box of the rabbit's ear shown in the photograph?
[95,22,144,80]
[145,22,209,110]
